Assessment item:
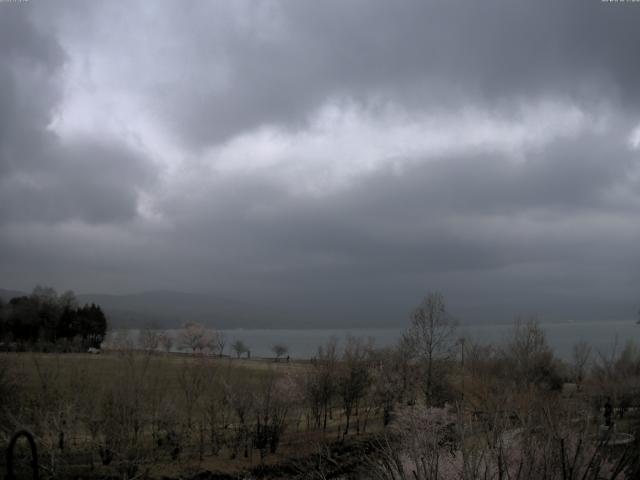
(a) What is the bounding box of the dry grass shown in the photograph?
[3,350,307,392]
[0,351,384,479]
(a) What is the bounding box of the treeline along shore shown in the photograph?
[0,286,107,352]
[2,290,640,479]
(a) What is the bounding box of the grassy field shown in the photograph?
[5,351,307,391]
[0,351,376,479]
[3,342,640,479]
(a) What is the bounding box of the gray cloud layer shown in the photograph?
[1,1,640,325]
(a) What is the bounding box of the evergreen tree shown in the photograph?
[1,288,108,350]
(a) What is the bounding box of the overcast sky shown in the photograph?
[1,0,640,325]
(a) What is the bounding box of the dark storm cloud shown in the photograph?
[126,124,639,324]
[0,4,156,225]
[102,0,640,149]
[0,139,155,224]
[163,130,640,275]
[0,6,63,174]
[2,0,640,325]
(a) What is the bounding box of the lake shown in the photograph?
[115,320,640,361]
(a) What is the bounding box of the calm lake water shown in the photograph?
[115,320,640,361]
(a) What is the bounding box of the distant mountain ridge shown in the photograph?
[0,289,26,302]
[0,288,296,329]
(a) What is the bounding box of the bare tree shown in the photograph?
[138,327,160,353]
[214,331,226,357]
[58,290,78,310]
[176,358,213,429]
[201,371,229,456]
[224,374,255,459]
[572,340,591,385]
[504,317,560,389]
[94,347,154,478]
[158,331,174,353]
[369,345,414,427]
[231,340,248,359]
[337,336,371,436]
[272,343,288,361]
[302,337,338,432]
[405,292,456,404]
[252,370,297,459]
